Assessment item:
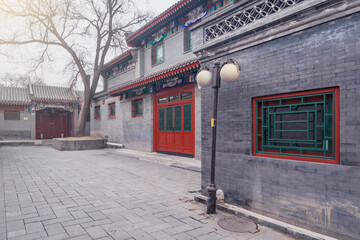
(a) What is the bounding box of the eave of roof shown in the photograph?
[109,59,200,96]
[126,0,201,47]
[102,51,133,71]
[0,86,31,105]
[30,84,79,103]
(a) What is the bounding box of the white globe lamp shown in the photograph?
[220,60,240,83]
[196,68,212,88]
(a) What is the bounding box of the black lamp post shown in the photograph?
[196,59,241,214]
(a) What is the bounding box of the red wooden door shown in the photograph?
[154,84,195,157]
[36,109,69,139]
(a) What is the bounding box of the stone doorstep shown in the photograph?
[0,140,42,146]
[106,142,124,149]
[194,195,337,240]
[114,148,201,170]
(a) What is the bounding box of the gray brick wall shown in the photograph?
[200,12,360,240]
[90,94,153,152]
[0,110,33,140]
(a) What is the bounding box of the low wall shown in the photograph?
[53,137,107,151]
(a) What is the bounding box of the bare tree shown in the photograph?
[0,0,149,136]
[0,73,45,87]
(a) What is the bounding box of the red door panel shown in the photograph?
[36,108,70,139]
[154,84,195,156]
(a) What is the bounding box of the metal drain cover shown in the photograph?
[218,217,258,233]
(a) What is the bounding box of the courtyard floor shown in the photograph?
[0,146,292,240]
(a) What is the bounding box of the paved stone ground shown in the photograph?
[0,146,293,240]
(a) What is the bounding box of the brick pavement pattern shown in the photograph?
[0,147,291,240]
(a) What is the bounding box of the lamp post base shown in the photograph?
[206,184,217,214]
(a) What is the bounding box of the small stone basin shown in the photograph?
[52,137,107,151]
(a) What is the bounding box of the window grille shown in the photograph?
[132,99,143,117]
[4,111,20,120]
[109,103,115,118]
[254,89,338,162]
[95,106,100,119]
[152,42,164,65]
[205,0,305,41]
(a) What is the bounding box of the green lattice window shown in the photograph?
[152,41,164,65]
[174,106,182,131]
[109,103,115,118]
[183,104,192,132]
[166,107,173,131]
[95,106,100,119]
[184,27,192,52]
[158,108,165,131]
[254,90,338,161]
[132,99,143,117]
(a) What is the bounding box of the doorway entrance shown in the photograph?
[36,108,70,139]
[154,84,195,157]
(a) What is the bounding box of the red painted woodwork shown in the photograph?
[36,108,70,139]
[154,84,195,156]
[252,87,340,164]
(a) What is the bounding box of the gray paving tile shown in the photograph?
[0,147,294,240]
[164,224,195,236]
[64,224,87,237]
[25,221,45,234]
[84,226,109,239]
[44,223,66,236]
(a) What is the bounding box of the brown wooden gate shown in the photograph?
[36,108,70,139]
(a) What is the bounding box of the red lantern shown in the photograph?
[102,99,105,105]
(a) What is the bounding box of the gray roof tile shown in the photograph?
[30,84,78,103]
[0,86,31,105]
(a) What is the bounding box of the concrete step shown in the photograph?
[107,142,124,149]
[0,140,42,146]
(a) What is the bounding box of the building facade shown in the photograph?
[191,0,360,239]
[0,84,86,140]
[91,0,238,159]
[90,0,360,238]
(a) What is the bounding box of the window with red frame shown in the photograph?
[253,88,339,164]
[184,27,192,52]
[152,41,164,65]
[95,106,100,119]
[4,111,20,120]
[132,99,143,117]
[108,103,115,118]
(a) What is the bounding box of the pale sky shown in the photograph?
[0,0,179,89]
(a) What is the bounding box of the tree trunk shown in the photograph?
[76,97,90,137]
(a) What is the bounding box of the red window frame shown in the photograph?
[184,27,192,52]
[108,103,115,118]
[152,41,164,65]
[132,98,143,118]
[252,87,340,164]
[95,106,100,120]
[4,110,20,120]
